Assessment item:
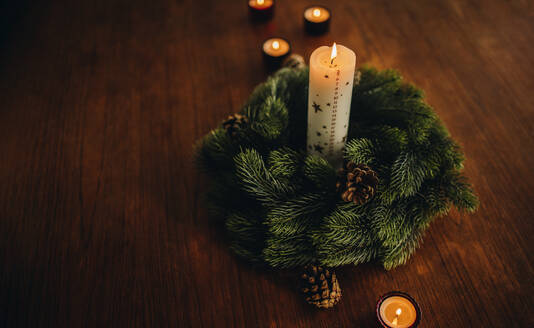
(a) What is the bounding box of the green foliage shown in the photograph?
[195,66,478,270]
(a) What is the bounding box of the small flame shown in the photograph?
[396,308,402,316]
[257,0,264,4]
[313,8,321,17]
[330,42,337,64]
[272,40,280,50]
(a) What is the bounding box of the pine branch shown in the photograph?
[344,138,376,165]
[234,149,295,204]
[302,155,337,192]
[266,193,327,237]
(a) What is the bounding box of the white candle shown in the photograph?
[307,43,356,167]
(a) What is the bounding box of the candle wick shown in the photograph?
[392,308,402,327]
[330,42,337,65]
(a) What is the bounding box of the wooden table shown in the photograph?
[1,0,533,327]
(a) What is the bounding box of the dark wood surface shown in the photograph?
[1,0,533,327]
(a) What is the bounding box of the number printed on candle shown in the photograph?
[328,69,341,156]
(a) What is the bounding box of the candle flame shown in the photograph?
[313,8,321,17]
[391,308,402,327]
[272,40,280,50]
[257,0,264,4]
[330,42,337,64]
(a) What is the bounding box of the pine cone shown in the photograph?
[282,54,306,70]
[336,162,379,205]
[222,114,248,137]
[300,265,341,309]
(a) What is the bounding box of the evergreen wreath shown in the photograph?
[195,65,477,273]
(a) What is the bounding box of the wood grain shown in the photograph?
[1,0,533,327]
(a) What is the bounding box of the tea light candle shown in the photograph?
[248,0,274,21]
[307,43,355,167]
[304,6,331,34]
[377,292,421,328]
[262,37,291,68]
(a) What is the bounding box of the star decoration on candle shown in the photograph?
[324,75,329,78]
[314,144,324,153]
[312,102,322,113]
[326,102,330,106]
[317,131,321,136]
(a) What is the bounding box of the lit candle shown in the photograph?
[303,5,331,34]
[307,43,356,167]
[262,37,291,68]
[248,0,274,21]
[377,292,421,328]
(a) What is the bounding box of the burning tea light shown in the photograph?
[248,0,274,21]
[262,37,291,68]
[304,5,331,34]
[377,292,421,328]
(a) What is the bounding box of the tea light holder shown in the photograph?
[303,5,331,34]
[376,291,421,328]
[262,37,291,68]
[248,0,275,21]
